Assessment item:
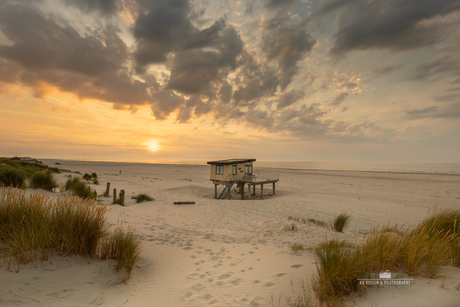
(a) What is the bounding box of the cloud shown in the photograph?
[277,89,305,109]
[265,0,296,9]
[0,3,128,76]
[260,14,316,90]
[331,91,348,106]
[404,103,460,119]
[409,56,460,81]
[63,0,122,15]
[312,0,460,56]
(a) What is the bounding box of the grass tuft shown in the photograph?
[0,187,140,279]
[332,213,351,232]
[0,166,26,188]
[29,172,58,191]
[135,194,153,203]
[99,225,141,280]
[65,177,96,199]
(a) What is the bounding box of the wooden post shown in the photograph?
[214,184,218,199]
[113,188,117,202]
[261,184,264,199]
[253,185,255,195]
[119,190,125,206]
[273,182,275,195]
[228,184,231,200]
[240,183,244,200]
[248,184,251,200]
[105,182,110,196]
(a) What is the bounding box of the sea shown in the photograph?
[43,159,460,175]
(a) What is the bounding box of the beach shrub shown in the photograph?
[99,226,141,280]
[29,172,58,191]
[312,208,460,306]
[312,239,363,306]
[65,177,96,199]
[0,166,25,188]
[83,173,92,181]
[0,187,139,279]
[91,172,97,179]
[332,213,350,232]
[92,178,99,185]
[135,194,153,203]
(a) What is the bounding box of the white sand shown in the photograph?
[1,160,460,306]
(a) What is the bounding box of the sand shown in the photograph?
[1,160,460,306]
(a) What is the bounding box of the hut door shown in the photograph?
[232,165,237,177]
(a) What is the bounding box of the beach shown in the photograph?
[2,160,460,307]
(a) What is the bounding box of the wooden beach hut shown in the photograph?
[207,159,279,200]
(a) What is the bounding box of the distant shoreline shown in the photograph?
[38,158,460,177]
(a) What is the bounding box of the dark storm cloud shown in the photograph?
[0,3,152,107]
[313,0,460,55]
[260,14,316,90]
[0,3,128,76]
[64,0,122,15]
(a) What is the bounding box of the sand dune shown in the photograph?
[1,160,460,306]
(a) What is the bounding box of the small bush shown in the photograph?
[0,166,25,188]
[65,177,96,199]
[92,178,99,185]
[99,226,141,280]
[135,194,153,203]
[291,243,305,251]
[333,213,351,232]
[83,173,92,181]
[29,172,58,191]
[91,172,97,179]
[285,223,297,231]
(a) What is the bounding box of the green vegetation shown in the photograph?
[0,166,26,188]
[135,193,154,203]
[0,187,141,279]
[291,243,305,251]
[285,223,297,231]
[29,172,58,191]
[91,172,98,179]
[83,173,92,181]
[99,226,141,280]
[65,177,96,199]
[311,208,460,306]
[332,213,351,232]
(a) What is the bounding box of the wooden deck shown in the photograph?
[211,177,279,200]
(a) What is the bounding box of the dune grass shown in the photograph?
[29,172,58,191]
[99,226,141,280]
[135,193,153,203]
[312,207,460,306]
[65,177,96,199]
[0,187,140,278]
[332,213,351,232]
[0,166,26,188]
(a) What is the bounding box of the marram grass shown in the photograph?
[312,208,460,306]
[0,188,140,279]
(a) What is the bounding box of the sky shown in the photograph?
[0,0,459,164]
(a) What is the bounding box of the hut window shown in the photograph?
[232,165,237,175]
[216,165,223,175]
[244,165,252,174]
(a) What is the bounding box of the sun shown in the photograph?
[146,139,161,152]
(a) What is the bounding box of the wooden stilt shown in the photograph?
[253,185,255,195]
[261,184,264,199]
[240,183,244,200]
[248,184,251,200]
[273,182,275,195]
[214,184,218,199]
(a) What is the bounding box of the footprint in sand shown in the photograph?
[264,282,274,287]
[218,274,231,280]
[275,273,287,278]
[230,278,243,286]
[190,283,205,292]
[291,264,303,268]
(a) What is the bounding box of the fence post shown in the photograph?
[120,190,125,206]
[113,188,117,203]
[105,182,110,196]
